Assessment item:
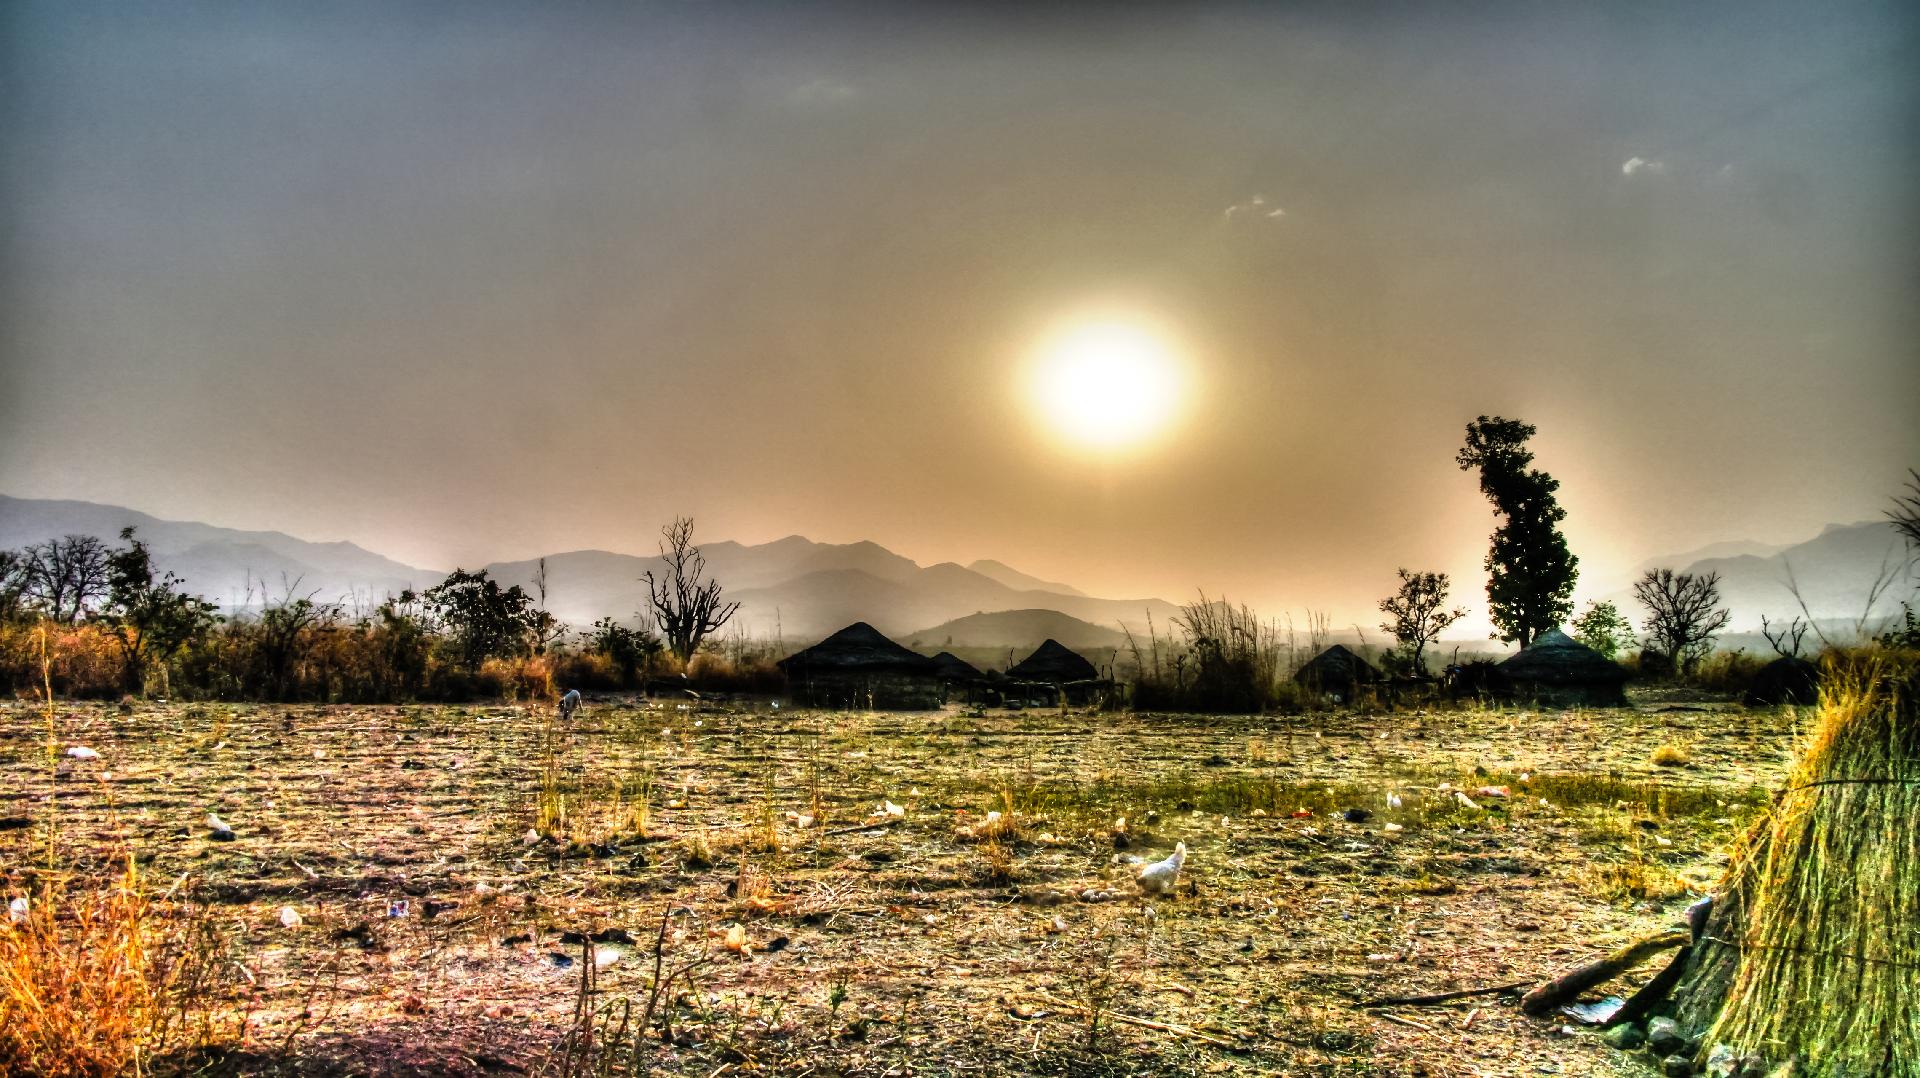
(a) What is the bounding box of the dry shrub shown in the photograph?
[477,654,557,702]
[1650,741,1692,767]
[0,865,230,1077]
[1691,649,1767,695]
[685,651,783,694]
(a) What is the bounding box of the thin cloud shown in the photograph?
[1224,194,1285,220]
[790,78,857,105]
[1621,156,1667,177]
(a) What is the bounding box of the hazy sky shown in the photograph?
[3,1,1916,632]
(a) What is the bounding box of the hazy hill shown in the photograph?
[0,495,429,608]
[900,609,1130,651]
[1621,521,1915,629]
[965,560,1085,597]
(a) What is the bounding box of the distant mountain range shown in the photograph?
[0,495,1177,641]
[1610,520,1915,631]
[2,494,1909,646]
[0,495,427,609]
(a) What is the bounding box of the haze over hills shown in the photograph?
[1604,520,1915,631]
[0,495,428,608]
[1,494,1910,647]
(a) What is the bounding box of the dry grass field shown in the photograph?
[1,692,1803,1077]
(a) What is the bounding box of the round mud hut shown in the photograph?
[1495,628,1629,707]
[1004,638,1105,706]
[1634,650,1918,1075]
[777,622,944,709]
[1742,655,1820,707]
[1293,644,1382,702]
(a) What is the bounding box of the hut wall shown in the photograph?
[786,669,944,710]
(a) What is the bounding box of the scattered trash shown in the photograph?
[65,746,101,760]
[1562,996,1626,1025]
[1383,822,1405,833]
[9,896,27,923]
[1473,786,1511,799]
[207,812,236,841]
[882,800,905,817]
[523,828,543,846]
[387,899,410,918]
[279,905,303,928]
[1387,792,1404,811]
[1453,791,1480,811]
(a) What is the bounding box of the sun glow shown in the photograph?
[1027,318,1189,452]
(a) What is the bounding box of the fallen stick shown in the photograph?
[1358,981,1529,1008]
[825,819,901,836]
[1373,1012,1433,1031]
[1021,992,1239,1048]
[1519,931,1689,1016]
[1605,943,1691,1029]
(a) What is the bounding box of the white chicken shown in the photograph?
[1134,842,1187,896]
[1386,791,1404,811]
[206,812,234,836]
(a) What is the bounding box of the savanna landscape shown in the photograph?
[4,3,1918,1076]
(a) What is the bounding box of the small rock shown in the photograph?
[1704,1045,1739,1078]
[1603,1023,1645,1051]
[1202,754,1231,767]
[1647,1017,1686,1057]
[1660,1055,1695,1077]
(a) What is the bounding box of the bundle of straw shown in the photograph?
[1674,649,1919,1075]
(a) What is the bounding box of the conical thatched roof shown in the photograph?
[1005,639,1099,683]
[1293,644,1382,687]
[1497,629,1627,685]
[1496,628,1627,706]
[929,651,983,681]
[778,622,937,673]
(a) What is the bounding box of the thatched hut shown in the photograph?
[1293,644,1382,701]
[929,651,983,683]
[1003,639,1106,706]
[777,622,943,709]
[1496,628,1628,707]
[1647,651,1918,1075]
[1743,655,1820,707]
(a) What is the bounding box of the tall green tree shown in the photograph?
[99,527,220,693]
[1456,416,1579,648]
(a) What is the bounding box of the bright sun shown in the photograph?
[1027,319,1188,451]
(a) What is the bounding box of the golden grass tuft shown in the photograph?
[1650,741,1692,768]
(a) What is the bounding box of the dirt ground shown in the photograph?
[0,691,1806,1077]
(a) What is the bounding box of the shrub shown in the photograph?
[1692,649,1767,695]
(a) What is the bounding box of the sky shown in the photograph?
[3,1,1917,634]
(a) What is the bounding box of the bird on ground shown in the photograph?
[559,689,582,721]
[1135,842,1187,896]
[1386,791,1404,811]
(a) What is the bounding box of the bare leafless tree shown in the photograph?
[644,517,739,662]
[1760,614,1809,659]
[529,557,566,653]
[1634,568,1732,673]
[23,533,111,623]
